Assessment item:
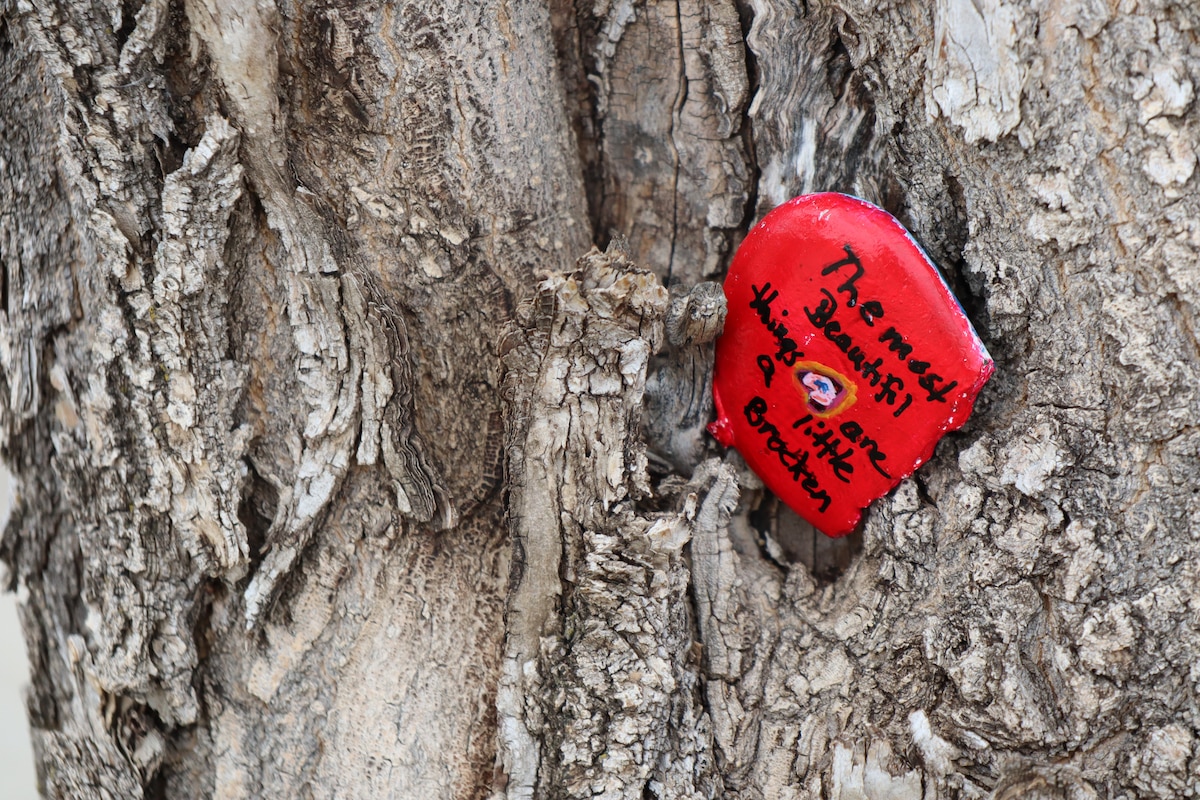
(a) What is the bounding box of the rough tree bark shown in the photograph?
[2,0,1198,797]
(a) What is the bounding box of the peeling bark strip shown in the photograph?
[497,244,665,796]
[186,0,453,625]
[498,246,727,799]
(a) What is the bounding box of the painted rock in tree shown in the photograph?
[709,193,994,537]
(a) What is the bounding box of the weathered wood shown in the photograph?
[644,280,726,475]
[558,0,753,286]
[3,0,1200,797]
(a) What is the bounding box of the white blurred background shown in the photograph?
[1,467,39,799]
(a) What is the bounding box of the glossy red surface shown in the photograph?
[710,193,994,536]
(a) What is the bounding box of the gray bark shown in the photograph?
[1,0,1198,798]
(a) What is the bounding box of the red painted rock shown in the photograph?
[709,193,994,537]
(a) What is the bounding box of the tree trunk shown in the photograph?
[2,0,1198,797]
